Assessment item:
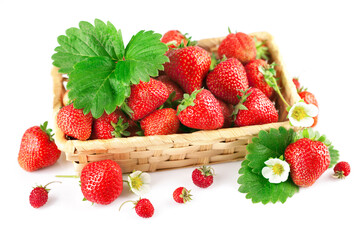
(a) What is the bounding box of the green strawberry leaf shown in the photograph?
[238,127,299,204]
[52,19,169,118]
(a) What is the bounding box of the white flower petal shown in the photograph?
[264,158,277,166]
[138,184,151,195]
[140,172,151,184]
[262,167,273,179]
[130,170,142,178]
[305,104,319,117]
[269,174,282,184]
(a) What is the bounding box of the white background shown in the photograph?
[1,0,359,239]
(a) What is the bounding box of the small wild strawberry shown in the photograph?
[119,198,154,218]
[173,187,192,203]
[192,165,214,188]
[29,181,61,208]
[333,161,351,179]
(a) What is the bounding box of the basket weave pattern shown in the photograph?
[52,32,300,174]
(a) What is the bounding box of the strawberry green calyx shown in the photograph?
[210,53,227,71]
[254,37,269,61]
[259,63,290,108]
[180,188,192,203]
[176,89,202,115]
[111,118,130,138]
[198,165,215,177]
[40,121,55,142]
[233,88,252,116]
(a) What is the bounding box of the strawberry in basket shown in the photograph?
[164,41,211,94]
[217,29,256,65]
[161,30,188,50]
[140,108,180,136]
[206,57,249,105]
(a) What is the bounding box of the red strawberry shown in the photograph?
[29,181,61,208]
[164,46,211,94]
[245,59,275,99]
[177,89,224,130]
[56,103,93,141]
[284,138,330,187]
[206,58,249,105]
[18,121,61,172]
[217,98,234,128]
[156,75,184,102]
[333,161,351,179]
[119,198,154,218]
[140,108,180,136]
[292,77,301,91]
[80,159,123,205]
[126,78,169,121]
[91,109,130,139]
[173,187,192,203]
[233,88,278,127]
[217,31,256,64]
[298,91,319,127]
[192,165,214,188]
[161,30,188,50]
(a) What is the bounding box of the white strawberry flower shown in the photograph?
[262,158,290,184]
[288,100,318,127]
[128,171,151,196]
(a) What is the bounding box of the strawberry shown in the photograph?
[161,30,188,50]
[18,121,61,172]
[56,103,93,141]
[156,75,184,102]
[206,58,249,105]
[333,161,351,179]
[177,89,224,130]
[80,159,123,205]
[126,78,169,121]
[298,91,319,127]
[217,98,234,128]
[29,181,61,208]
[233,88,278,127]
[140,108,180,136]
[164,45,211,94]
[91,109,130,139]
[217,31,256,64]
[119,198,154,218]
[192,165,214,188]
[173,187,192,203]
[284,138,330,187]
[245,59,275,99]
[292,77,301,91]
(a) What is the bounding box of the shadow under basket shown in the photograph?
[52,31,300,175]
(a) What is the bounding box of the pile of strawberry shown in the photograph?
[56,30,280,141]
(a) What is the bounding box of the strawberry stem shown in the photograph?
[258,64,291,108]
[56,175,79,178]
[119,200,136,211]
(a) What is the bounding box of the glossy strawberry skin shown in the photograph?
[140,108,180,136]
[177,89,224,130]
[192,168,213,188]
[127,78,169,121]
[245,59,274,99]
[217,32,256,64]
[156,75,184,101]
[56,104,93,141]
[173,187,192,203]
[206,58,249,105]
[299,91,319,127]
[333,161,351,178]
[18,126,61,172]
[284,138,330,187]
[91,110,128,139]
[29,187,48,208]
[80,159,123,205]
[161,30,187,50]
[164,46,211,94]
[217,98,234,128]
[135,198,154,218]
[234,88,278,127]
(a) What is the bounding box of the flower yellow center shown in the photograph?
[272,163,284,175]
[291,106,307,121]
[131,176,143,190]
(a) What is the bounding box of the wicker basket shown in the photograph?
[52,32,300,175]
